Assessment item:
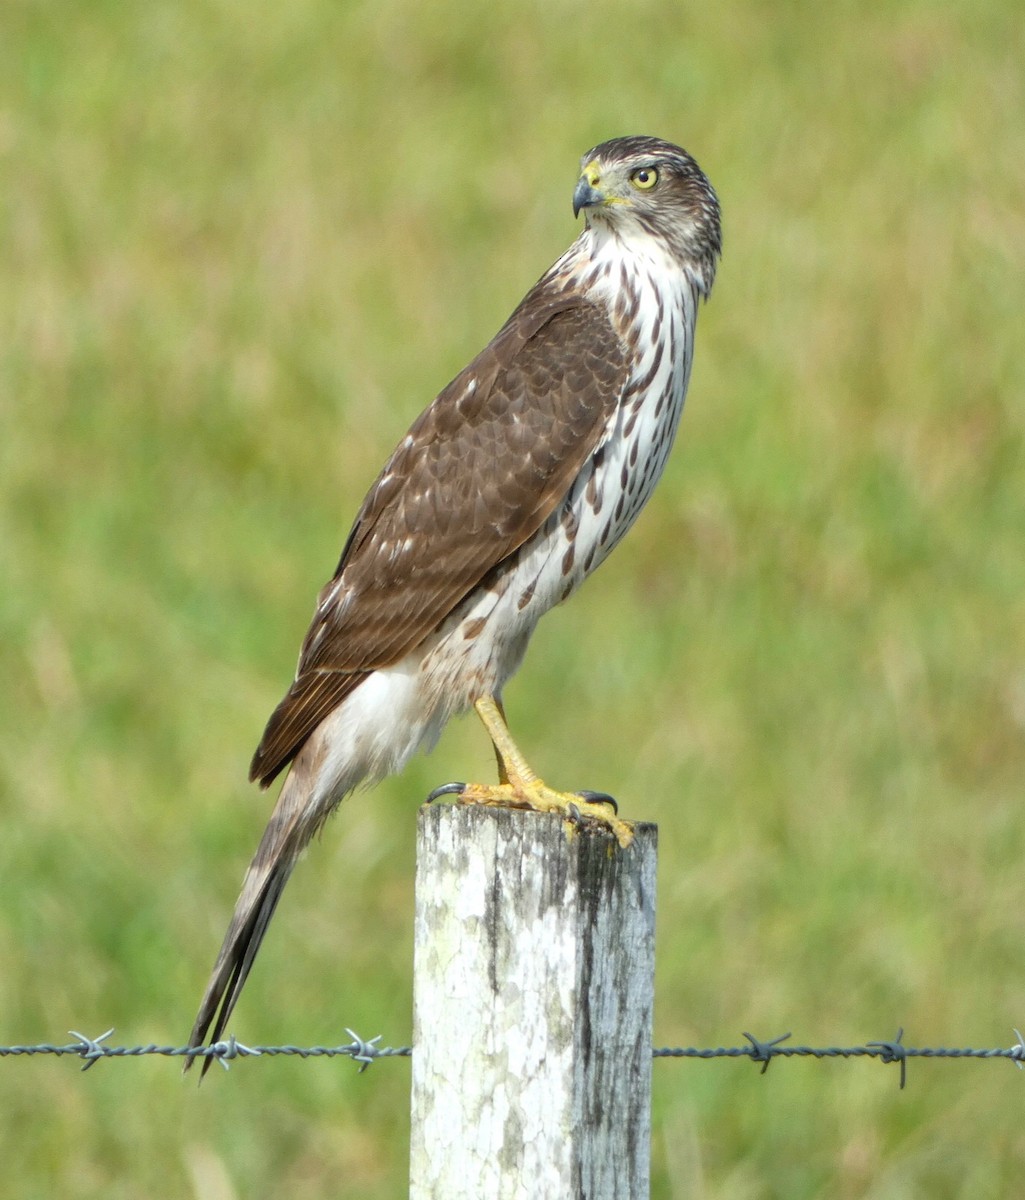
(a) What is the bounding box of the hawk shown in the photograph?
[187,135,721,1067]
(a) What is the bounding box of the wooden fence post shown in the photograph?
[409,803,658,1200]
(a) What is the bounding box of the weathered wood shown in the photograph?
[409,803,658,1200]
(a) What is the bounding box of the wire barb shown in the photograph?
[67,1028,115,1072]
[866,1028,908,1090]
[344,1028,384,1073]
[206,1036,260,1071]
[742,1030,791,1075]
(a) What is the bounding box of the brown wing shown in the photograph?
[250,292,628,785]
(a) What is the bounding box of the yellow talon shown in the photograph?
[453,697,635,849]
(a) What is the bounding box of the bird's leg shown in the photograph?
[477,695,539,788]
[454,695,634,848]
[492,695,511,786]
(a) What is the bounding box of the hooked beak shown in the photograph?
[573,177,606,218]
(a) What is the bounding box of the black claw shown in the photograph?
[574,790,618,815]
[425,782,467,804]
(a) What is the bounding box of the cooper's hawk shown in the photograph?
[187,136,721,1067]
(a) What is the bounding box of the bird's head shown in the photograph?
[573,135,721,290]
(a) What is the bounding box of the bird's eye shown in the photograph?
[630,167,659,190]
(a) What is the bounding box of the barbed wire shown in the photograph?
[0,1029,410,1074]
[3,1027,1023,1088]
[653,1028,1025,1090]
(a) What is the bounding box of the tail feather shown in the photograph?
[187,665,421,1077]
[185,768,320,1078]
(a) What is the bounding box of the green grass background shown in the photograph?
[2,0,1023,1195]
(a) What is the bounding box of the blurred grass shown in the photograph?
[1,0,1023,1196]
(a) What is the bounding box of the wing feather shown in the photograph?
[251,291,628,784]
